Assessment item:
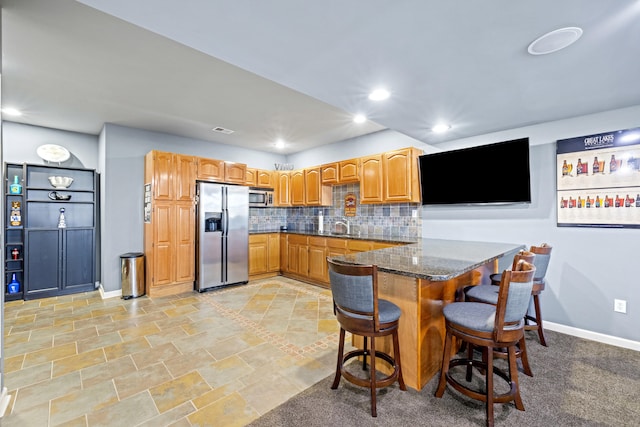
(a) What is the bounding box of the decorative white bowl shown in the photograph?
[48,176,74,189]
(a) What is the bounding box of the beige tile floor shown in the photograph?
[2,277,346,426]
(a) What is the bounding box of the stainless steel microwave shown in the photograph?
[249,187,274,207]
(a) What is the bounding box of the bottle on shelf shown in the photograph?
[595,196,601,208]
[8,273,20,294]
[636,194,640,208]
[11,247,20,260]
[604,195,610,208]
[576,159,584,175]
[593,157,600,174]
[585,195,591,208]
[562,160,569,176]
[577,196,582,208]
[10,201,22,226]
[9,175,22,194]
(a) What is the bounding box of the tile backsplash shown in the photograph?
[249,183,421,238]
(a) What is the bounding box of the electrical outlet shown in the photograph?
[412,209,418,218]
[614,299,627,313]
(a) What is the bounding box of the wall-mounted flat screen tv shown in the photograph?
[419,137,531,205]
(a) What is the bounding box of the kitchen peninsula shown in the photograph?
[330,238,524,390]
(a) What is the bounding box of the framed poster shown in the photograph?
[557,127,640,228]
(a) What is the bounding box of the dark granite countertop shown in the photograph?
[249,229,418,245]
[330,238,525,281]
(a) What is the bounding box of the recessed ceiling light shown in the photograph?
[353,114,367,123]
[368,88,390,101]
[527,27,583,55]
[275,139,285,149]
[431,123,451,133]
[2,107,22,116]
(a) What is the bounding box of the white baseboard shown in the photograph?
[0,387,11,418]
[99,283,122,300]
[545,321,640,351]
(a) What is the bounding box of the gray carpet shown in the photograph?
[248,330,640,426]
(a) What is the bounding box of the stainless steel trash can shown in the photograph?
[120,252,145,299]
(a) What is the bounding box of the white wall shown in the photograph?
[3,122,99,169]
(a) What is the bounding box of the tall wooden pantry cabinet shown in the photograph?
[144,151,196,297]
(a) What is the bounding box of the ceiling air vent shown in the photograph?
[212,126,234,135]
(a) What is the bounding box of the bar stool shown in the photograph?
[327,258,406,417]
[482,244,553,346]
[524,244,553,346]
[435,260,536,427]
[466,249,537,375]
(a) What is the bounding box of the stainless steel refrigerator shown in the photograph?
[196,182,249,291]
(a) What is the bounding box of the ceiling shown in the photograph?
[2,0,640,155]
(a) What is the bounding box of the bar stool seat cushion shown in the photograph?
[444,301,525,333]
[465,284,499,305]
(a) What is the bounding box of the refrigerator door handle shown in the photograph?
[222,234,227,283]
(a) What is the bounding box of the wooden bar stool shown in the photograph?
[327,258,406,417]
[481,244,553,346]
[435,260,536,427]
[525,244,553,346]
[466,249,537,376]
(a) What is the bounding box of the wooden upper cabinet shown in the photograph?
[175,154,196,201]
[383,147,422,203]
[359,154,384,204]
[339,158,359,183]
[321,163,339,184]
[196,157,225,182]
[290,170,305,205]
[245,168,257,186]
[305,167,332,206]
[256,170,273,188]
[224,162,246,184]
[275,172,291,206]
[146,151,195,201]
[196,157,246,184]
[246,168,273,188]
[150,151,174,201]
[305,168,321,205]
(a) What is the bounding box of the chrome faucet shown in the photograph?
[335,218,350,234]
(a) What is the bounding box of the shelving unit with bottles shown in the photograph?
[4,162,98,301]
[4,163,25,301]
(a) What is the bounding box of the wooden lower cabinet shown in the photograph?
[279,234,400,288]
[249,233,280,279]
[307,237,328,284]
[146,201,195,297]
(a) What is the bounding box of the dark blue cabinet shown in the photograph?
[4,163,97,301]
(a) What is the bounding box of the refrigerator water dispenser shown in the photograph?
[205,213,222,232]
